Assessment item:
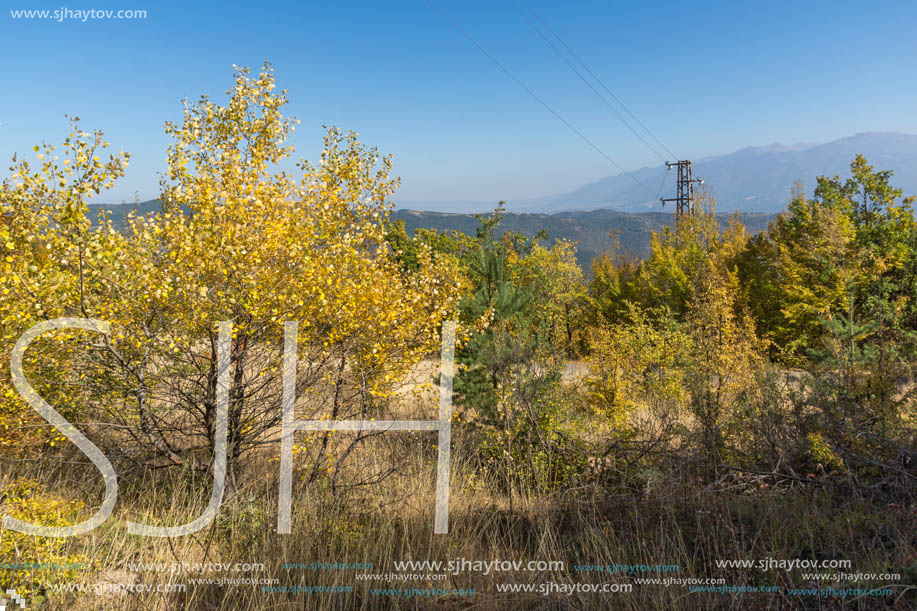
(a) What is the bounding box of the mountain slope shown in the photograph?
[403,132,917,215]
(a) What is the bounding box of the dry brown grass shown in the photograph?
[1,365,914,610]
[2,433,914,610]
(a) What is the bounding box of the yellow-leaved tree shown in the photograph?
[0,119,130,454]
[587,198,767,473]
[90,63,463,483]
[518,239,586,358]
[3,64,464,488]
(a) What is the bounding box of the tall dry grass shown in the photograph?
[2,428,913,610]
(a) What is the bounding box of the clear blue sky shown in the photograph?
[2,0,917,207]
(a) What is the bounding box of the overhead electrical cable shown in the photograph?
[508,0,668,164]
[425,0,657,198]
[519,0,678,161]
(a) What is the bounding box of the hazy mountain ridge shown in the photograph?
[89,199,163,225]
[399,132,917,214]
[92,130,917,268]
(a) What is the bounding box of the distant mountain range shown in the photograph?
[87,131,916,268]
[397,132,917,214]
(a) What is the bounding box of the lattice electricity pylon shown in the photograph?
[660,160,704,218]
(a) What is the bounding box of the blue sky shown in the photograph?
[2,0,917,207]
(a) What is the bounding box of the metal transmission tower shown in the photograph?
[660,160,703,218]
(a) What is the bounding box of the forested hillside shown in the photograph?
[89,202,775,268]
[392,208,775,266]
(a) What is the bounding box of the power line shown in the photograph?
[519,0,678,161]
[425,0,657,199]
[508,0,668,164]
[654,164,671,200]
